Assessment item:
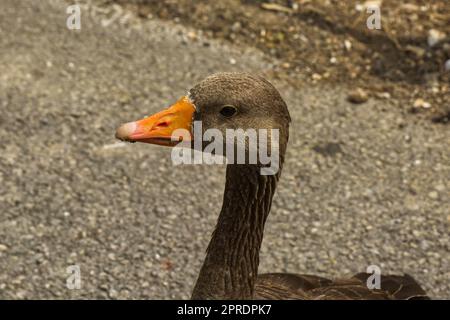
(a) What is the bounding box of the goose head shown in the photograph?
[116,72,290,170]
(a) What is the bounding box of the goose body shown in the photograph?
[255,273,427,300]
[116,72,428,300]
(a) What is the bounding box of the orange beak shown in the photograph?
[115,96,195,147]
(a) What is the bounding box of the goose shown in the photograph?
[115,72,428,300]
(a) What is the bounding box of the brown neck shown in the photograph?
[191,164,281,299]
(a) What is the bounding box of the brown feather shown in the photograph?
[255,273,429,300]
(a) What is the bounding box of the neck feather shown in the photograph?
[191,164,281,299]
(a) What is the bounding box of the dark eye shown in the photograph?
[219,105,238,118]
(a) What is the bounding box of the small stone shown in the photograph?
[344,40,352,51]
[187,31,197,40]
[405,45,426,58]
[108,288,118,299]
[401,3,420,12]
[0,244,8,251]
[364,0,382,9]
[428,29,446,47]
[347,88,368,104]
[355,4,364,11]
[375,92,391,99]
[231,22,241,32]
[229,58,236,65]
[413,98,431,109]
[405,195,419,211]
[445,60,450,72]
[311,73,322,81]
[428,191,439,200]
[420,240,429,250]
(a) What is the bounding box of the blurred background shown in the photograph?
[0,0,448,299]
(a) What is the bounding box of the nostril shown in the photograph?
[154,121,169,129]
[152,114,173,130]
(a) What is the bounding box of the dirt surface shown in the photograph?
[114,0,450,124]
[0,0,448,299]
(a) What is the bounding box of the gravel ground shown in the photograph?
[113,0,450,122]
[0,0,448,299]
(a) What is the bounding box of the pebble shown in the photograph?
[344,39,352,51]
[428,191,439,200]
[405,195,419,211]
[405,45,425,58]
[311,73,322,81]
[427,29,446,47]
[413,98,431,109]
[375,92,391,99]
[412,230,421,237]
[347,88,369,104]
[445,60,450,72]
[108,288,118,299]
[187,31,197,40]
[401,4,420,12]
[107,253,116,261]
